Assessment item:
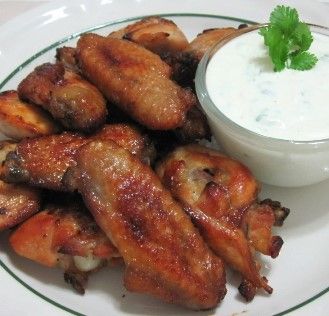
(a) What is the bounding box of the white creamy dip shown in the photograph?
[206,30,329,141]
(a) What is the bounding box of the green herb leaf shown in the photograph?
[259,5,318,71]
[265,26,289,71]
[292,22,313,51]
[289,51,318,70]
[270,5,299,35]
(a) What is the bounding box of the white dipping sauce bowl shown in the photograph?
[196,24,329,187]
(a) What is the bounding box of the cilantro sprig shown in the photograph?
[259,5,318,71]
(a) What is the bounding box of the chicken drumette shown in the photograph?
[10,203,120,294]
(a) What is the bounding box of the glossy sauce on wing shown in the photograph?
[76,34,195,130]
[64,140,226,310]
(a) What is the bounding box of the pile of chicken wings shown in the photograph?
[0,17,289,310]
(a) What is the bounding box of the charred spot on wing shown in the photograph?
[270,236,284,259]
[64,270,88,295]
[161,51,199,88]
[238,279,256,302]
[61,167,79,192]
[127,216,147,242]
[55,46,79,72]
[0,207,7,215]
[260,198,290,226]
[174,107,212,143]
[1,151,29,183]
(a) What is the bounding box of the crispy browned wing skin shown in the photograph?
[174,105,211,142]
[0,181,41,231]
[63,140,226,309]
[186,27,238,61]
[242,203,284,259]
[76,34,195,130]
[18,62,65,106]
[0,124,155,191]
[50,70,107,132]
[93,124,156,164]
[0,140,41,231]
[156,145,277,299]
[109,16,189,55]
[0,90,59,140]
[18,62,107,132]
[10,205,120,293]
[0,140,17,162]
[55,46,79,72]
[1,132,86,191]
[260,198,290,227]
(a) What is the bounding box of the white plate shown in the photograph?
[0,1,329,315]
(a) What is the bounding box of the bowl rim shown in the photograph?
[195,23,329,148]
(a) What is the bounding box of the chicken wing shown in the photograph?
[108,16,189,55]
[63,140,226,309]
[0,90,59,140]
[18,62,107,132]
[1,124,155,191]
[76,34,195,130]
[10,204,120,293]
[156,145,285,300]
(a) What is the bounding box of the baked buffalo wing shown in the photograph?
[76,34,195,130]
[63,140,226,310]
[108,16,189,55]
[156,145,287,300]
[0,90,59,140]
[1,124,154,191]
[18,62,107,132]
[10,205,120,294]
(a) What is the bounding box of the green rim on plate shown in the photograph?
[0,13,328,316]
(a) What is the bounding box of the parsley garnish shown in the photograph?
[259,5,318,71]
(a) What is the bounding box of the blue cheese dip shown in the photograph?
[206,30,329,141]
